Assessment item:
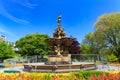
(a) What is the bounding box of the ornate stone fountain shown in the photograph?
[45,15,73,64]
[23,15,96,72]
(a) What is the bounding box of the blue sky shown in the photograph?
[0,0,120,42]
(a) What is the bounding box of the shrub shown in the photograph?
[108,54,118,62]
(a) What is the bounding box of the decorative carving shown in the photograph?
[54,45,63,55]
[53,15,66,39]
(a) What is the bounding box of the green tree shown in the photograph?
[81,32,104,54]
[95,12,120,61]
[15,33,51,56]
[81,44,90,54]
[0,42,15,60]
[81,12,120,62]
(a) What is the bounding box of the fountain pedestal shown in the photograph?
[46,54,71,65]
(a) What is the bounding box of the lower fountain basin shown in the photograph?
[23,62,96,73]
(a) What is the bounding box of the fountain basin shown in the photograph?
[23,62,96,73]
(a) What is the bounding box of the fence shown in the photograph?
[3,54,112,72]
[21,54,100,63]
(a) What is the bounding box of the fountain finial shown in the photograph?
[57,13,62,28]
[53,14,66,38]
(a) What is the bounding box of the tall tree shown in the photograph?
[15,33,51,56]
[95,13,120,61]
[0,42,16,60]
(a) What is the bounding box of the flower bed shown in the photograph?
[4,63,23,67]
[0,71,119,80]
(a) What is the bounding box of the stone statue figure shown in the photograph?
[57,14,61,24]
[54,45,63,55]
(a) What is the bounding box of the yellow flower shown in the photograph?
[109,70,120,74]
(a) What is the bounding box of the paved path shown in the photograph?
[0,66,25,73]
[97,65,120,72]
[0,65,120,73]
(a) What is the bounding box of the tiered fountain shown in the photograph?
[23,15,96,72]
[45,15,73,65]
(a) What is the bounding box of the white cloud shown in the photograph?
[0,1,30,24]
[12,0,38,9]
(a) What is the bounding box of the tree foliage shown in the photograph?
[0,42,15,59]
[81,44,90,54]
[15,33,51,56]
[95,13,120,61]
[107,54,118,62]
[69,38,81,54]
[81,12,120,62]
[81,32,104,54]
